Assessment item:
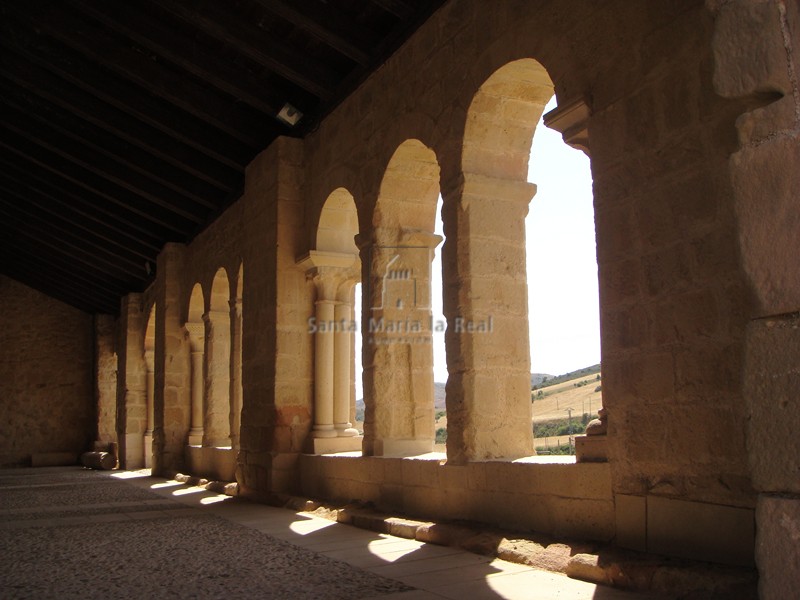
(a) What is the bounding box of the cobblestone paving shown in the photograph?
[0,467,413,599]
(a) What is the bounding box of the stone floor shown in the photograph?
[0,467,661,599]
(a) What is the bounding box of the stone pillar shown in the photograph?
[230,298,243,449]
[441,173,535,463]
[203,310,231,447]
[298,250,361,453]
[143,348,155,468]
[185,322,205,446]
[152,243,190,476]
[238,137,311,495]
[360,229,442,457]
[115,293,146,469]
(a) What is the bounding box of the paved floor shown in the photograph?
[0,467,660,599]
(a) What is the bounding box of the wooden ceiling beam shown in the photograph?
[0,254,122,313]
[66,0,316,119]
[156,0,338,99]
[0,21,252,170]
[251,0,371,65]
[0,264,117,314]
[369,0,414,20]
[0,156,170,248]
[0,128,197,236]
[0,87,223,207]
[4,247,132,300]
[0,196,153,268]
[0,64,238,192]
[1,210,147,281]
[9,2,272,148]
[0,180,157,262]
[2,104,217,219]
[1,229,139,295]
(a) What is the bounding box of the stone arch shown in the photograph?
[186,283,205,446]
[463,58,554,180]
[363,139,443,457]
[300,188,362,452]
[316,187,360,255]
[205,267,232,447]
[143,303,156,468]
[440,59,554,463]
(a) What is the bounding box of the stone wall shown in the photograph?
[0,275,94,465]
[124,0,798,575]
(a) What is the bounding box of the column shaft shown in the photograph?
[313,300,337,438]
[334,300,357,436]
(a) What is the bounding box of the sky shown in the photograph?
[355,96,599,395]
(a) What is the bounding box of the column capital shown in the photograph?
[298,251,360,299]
[355,228,442,252]
[184,321,204,349]
[458,172,537,205]
[543,96,591,156]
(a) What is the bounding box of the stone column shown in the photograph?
[143,349,155,468]
[360,229,442,457]
[334,286,358,437]
[185,322,205,446]
[230,298,243,449]
[441,173,535,463]
[297,250,361,453]
[313,295,336,439]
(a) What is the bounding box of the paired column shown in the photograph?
[185,322,205,446]
[298,251,361,453]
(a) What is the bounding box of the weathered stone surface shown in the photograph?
[755,495,800,600]
[0,276,94,467]
[744,316,800,494]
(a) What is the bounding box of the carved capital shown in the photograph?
[543,96,591,156]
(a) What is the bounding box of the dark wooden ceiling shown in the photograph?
[0,0,444,315]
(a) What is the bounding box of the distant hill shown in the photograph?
[531,373,553,387]
[532,364,601,390]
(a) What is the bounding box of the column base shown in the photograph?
[188,428,204,446]
[335,425,359,437]
[312,427,338,439]
[312,436,363,454]
[575,435,608,462]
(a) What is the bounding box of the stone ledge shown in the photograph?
[262,494,757,598]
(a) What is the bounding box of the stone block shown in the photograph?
[755,494,800,600]
[713,1,791,98]
[312,436,363,455]
[615,494,646,552]
[744,316,800,493]
[575,435,608,463]
[647,495,754,566]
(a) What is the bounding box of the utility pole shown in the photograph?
[565,407,574,454]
